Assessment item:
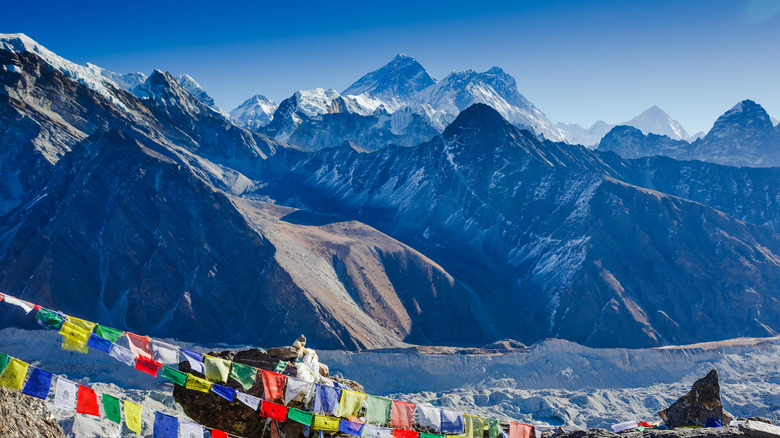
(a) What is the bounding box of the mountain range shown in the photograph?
[2,33,780,350]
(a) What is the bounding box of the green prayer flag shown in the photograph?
[288,408,314,426]
[364,395,392,425]
[488,419,501,438]
[161,365,188,386]
[421,434,445,438]
[94,325,124,343]
[229,362,258,391]
[274,360,287,373]
[102,394,122,424]
[0,353,8,373]
[36,308,64,328]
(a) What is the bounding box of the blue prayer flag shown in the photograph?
[339,420,365,436]
[180,348,205,374]
[86,333,112,353]
[211,383,236,402]
[314,384,342,416]
[22,367,53,399]
[153,411,179,438]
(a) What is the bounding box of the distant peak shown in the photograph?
[392,53,413,61]
[343,53,435,98]
[443,103,511,135]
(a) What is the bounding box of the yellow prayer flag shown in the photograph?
[68,316,97,332]
[312,415,341,431]
[124,400,143,434]
[62,337,89,353]
[185,374,213,393]
[0,357,29,391]
[337,389,367,418]
[464,415,486,438]
[59,319,90,344]
[203,355,231,383]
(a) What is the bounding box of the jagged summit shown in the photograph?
[343,54,436,99]
[620,105,689,141]
[229,94,278,129]
[176,73,217,108]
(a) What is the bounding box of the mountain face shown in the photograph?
[343,54,436,110]
[620,105,689,141]
[4,34,780,350]
[597,100,780,167]
[229,94,278,129]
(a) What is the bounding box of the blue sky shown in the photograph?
[2,0,779,134]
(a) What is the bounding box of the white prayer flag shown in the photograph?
[180,349,205,374]
[54,377,77,411]
[5,295,35,313]
[362,425,393,438]
[417,404,442,432]
[284,377,314,405]
[109,343,135,366]
[151,339,179,364]
[236,391,261,410]
[180,422,204,438]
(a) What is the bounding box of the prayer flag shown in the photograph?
[236,391,261,410]
[421,434,445,438]
[95,324,125,343]
[314,383,341,416]
[180,348,205,374]
[0,357,28,391]
[339,420,365,436]
[124,400,143,434]
[394,430,420,438]
[59,320,90,353]
[36,308,64,329]
[211,383,235,402]
[441,410,465,435]
[284,377,314,405]
[153,412,179,438]
[76,385,100,416]
[364,395,392,425]
[86,333,112,353]
[229,362,258,391]
[488,419,501,438]
[5,295,35,313]
[126,333,153,359]
[260,400,289,422]
[54,377,77,411]
[109,343,136,366]
[151,340,179,365]
[261,370,287,401]
[22,367,53,399]
[390,400,416,429]
[363,424,394,438]
[509,423,532,438]
[274,360,287,373]
[417,405,442,432]
[312,415,340,431]
[203,355,231,382]
[161,365,188,386]
[185,374,213,393]
[180,422,204,438]
[135,355,162,377]
[0,352,8,372]
[465,415,485,438]
[103,394,122,424]
[212,429,228,438]
[338,389,366,418]
[288,408,314,426]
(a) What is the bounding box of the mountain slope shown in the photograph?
[620,105,689,141]
[343,54,436,112]
[230,94,278,129]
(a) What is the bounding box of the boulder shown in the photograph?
[740,420,780,438]
[658,369,734,427]
[0,386,65,438]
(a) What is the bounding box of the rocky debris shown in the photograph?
[740,420,780,438]
[173,347,362,437]
[549,427,745,438]
[658,370,734,428]
[0,386,65,438]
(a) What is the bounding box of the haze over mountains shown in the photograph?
[3,33,780,351]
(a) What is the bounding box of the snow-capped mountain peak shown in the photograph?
[229,94,278,129]
[620,105,689,141]
[176,74,219,110]
[343,54,436,99]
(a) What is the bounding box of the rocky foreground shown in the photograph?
[0,386,64,437]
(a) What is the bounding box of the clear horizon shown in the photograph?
[2,0,779,134]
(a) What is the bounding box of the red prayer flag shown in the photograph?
[510,423,532,438]
[260,400,289,422]
[126,332,153,359]
[394,429,420,438]
[212,429,228,438]
[390,400,415,429]
[261,370,287,401]
[135,355,162,377]
[76,385,100,416]
[34,304,42,310]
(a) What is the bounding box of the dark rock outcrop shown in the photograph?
[0,386,65,437]
[658,370,733,427]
